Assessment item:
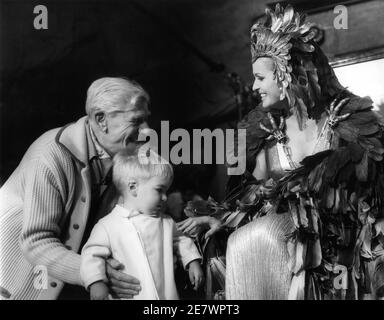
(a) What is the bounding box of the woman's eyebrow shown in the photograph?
[254,72,264,77]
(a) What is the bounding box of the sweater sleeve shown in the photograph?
[172,221,202,269]
[20,159,82,285]
[80,222,111,289]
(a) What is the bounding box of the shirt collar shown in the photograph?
[114,205,162,219]
[114,205,141,218]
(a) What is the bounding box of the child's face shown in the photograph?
[135,176,171,216]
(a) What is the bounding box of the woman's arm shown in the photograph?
[177,216,223,239]
[252,148,268,180]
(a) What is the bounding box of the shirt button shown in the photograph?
[50,282,57,288]
[73,224,79,230]
[81,196,86,202]
[0,286,11,299]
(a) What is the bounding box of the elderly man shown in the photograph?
[0,77,150,299]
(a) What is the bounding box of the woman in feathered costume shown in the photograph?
[224,4,384,300]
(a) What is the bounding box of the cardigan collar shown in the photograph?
[55,116,91,166]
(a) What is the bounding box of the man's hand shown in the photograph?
[90,281,109,300]
[187,260,204,291]
[106,258,141,299]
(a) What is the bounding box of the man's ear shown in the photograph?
[94,112,108,134]
[127,180,138,197]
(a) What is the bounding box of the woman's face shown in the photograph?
[252,57,281,108]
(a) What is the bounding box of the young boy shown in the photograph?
[80,150,203,300]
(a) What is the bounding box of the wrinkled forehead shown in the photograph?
[118,95,151,117]
[252,57,275,74]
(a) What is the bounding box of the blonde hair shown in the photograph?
[113,149,173,196]
[85,77,150,116]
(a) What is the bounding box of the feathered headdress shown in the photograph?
[251,4,345,129]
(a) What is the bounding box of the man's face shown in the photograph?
[98,97,150,155]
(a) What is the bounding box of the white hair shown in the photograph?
[85,77,149,116]
[113,149,173,196]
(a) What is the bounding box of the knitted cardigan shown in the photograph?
[0,116,93,300]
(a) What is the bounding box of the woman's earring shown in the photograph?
[279,87,285,101]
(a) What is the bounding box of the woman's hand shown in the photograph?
[106,258,141,299]
[177,216,222,239]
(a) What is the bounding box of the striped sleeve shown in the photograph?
[20,159,82,285]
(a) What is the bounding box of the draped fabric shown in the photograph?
[225,93,384,299]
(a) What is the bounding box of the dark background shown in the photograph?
[0,0,261,192]
[1,0,382,200]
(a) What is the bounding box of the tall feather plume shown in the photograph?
[281,6,294,31]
